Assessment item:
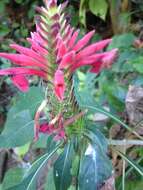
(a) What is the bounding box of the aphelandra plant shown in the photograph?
[0,0,118,189]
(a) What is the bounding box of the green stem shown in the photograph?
[122,140,126,190]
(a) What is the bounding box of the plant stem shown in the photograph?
[122,140,126,190]
[108,139,143,146]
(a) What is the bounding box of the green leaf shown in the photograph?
[0,1,6,13]
[0,184,2,190]
[101,82,126,111]
[108,33,135,50]
[32,134,49,149]
[0,87,44,148]
[14,0,24,4]
[1,167,25,190]
[74,72,142,139]
[16,143,30,157]
[0,25,10,37]
[13,86,44,117]
[73,72,96,108]
[54,142,75,190]
[45,168,56,190]
[85,128,108,154]
[125,180,143,190]
[111,50,135,73]
[79,0,88,26]
[131,56,143,74]
[78,143,112,190]
[89,0,108,20]
[0,110,34,148]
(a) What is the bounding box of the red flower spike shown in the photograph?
[0,0,118,141]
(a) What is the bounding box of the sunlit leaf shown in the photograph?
[79,0,88,26]
[78,143,112,190]
[89,0,108,20]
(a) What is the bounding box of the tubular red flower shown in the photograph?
[54,70,65,101]
[75,38,112,60]
[73,30,95,51]
[39,113,66,141]
[11,75,29,92]
[68,30,80,48]
[10,44,47,64]
[0,53,47,70]
[0,68,47,79]
[59,51,75,69]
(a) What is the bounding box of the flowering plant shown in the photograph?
[0,0,118,189]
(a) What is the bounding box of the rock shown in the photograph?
[126,85,143,130]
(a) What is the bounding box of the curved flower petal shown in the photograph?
[57,40,67,59]
[0,67,47,79]
[73,30,95,51]
[89,62,103,73]
[68,29,80,48]
[27,38,48,56]
[102,48,118,67]
[10,44,47,64]
[11,75,29,92]
[71,53,105,72]
[90,49,118,73]
[39,123,54,134]
[76,38,112,60]
[0,53,47,70]
[59,51,75,69]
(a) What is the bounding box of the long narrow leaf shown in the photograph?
[83,105,143,140]
[26,141,63,190]
[115,149,143,176]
